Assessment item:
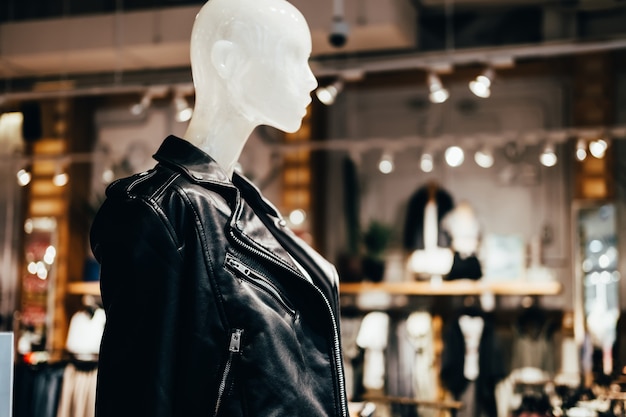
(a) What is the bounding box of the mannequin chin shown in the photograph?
[184,0,318,177]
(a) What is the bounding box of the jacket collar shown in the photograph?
[153,135,281,219]
[153,135,232,185]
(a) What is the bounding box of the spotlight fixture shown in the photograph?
[575,139,587,161]
[17,167,32,186]
[130,91,152,116]
[445,146,464,167]
[378,151,394,174]
[589,138,608,159]
[420,152,434,173]
[469,68,495,98]
[474,147,494,168]
[539,143,557,167]
[328,0,349,48]
[102,166,115,184]
[427,72,449,104]
[316,79,344,106]
[173,94,193,123]
[53,166,69,186]
[130,85,169,116]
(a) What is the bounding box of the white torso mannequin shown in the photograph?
[183,0,318,178]
[442,200,481,258]
[459,315,484,381]
[406,311,438,417]
[407,199,454,279]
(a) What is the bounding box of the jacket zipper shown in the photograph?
[225,253,297,317]
[228,228,348,417]
[214,328,243,417]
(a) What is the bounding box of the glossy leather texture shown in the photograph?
[90,135,348,417]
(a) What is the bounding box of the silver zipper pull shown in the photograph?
[229,329,243,353]
[227,256,250,277]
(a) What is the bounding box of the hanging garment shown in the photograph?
[405,185,455,276]
[56,362,98,417]
[447,252,483,281]
[65,307,106,362]
[341,315,364,401]
[13,362,65,417]
[511,307,556,373]
[440,310,506,417]
[356,311,390,391]
[403,182,454,251]
[386,316,419,417]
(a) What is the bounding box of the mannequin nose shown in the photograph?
[305,66,318,92]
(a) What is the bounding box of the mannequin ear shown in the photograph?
[211,40,240,80]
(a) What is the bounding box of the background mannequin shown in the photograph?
[404,182,455,279]
[90,1,349,416]
[441,200,483,280]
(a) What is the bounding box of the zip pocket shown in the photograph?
[224,253,297,318]
[214,328,243,417]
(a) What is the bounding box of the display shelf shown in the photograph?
[67,281,100,296]
[339,279,562,296]
[67,279,561,297]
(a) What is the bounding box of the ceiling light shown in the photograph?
[129,86,169,116]
[474,147,494,168]
[420,153,434,173]
[288,208,307,226]
[130,91,152,116]
[17,168,32,186]
[102,166,115,183]
[173,95,193,122]
[539,143,557,167]
[445,146,465,167]
[316,79,344,105]
[378,151,395,174]
[427,72,449,104]
[52,163,69,186]
[469,67,495,98]
[589,138,608,159]
[328,0,349,48]
[575,139,587,161]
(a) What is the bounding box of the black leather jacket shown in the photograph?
[90,135,348,417]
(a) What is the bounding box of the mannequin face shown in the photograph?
[226,7,318,132]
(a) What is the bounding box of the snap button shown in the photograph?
[278,219,287,227]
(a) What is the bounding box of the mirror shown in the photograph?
[573,202,619,379]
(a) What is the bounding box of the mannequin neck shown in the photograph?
[183,96,255,178]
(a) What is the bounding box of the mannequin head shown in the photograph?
[183,0,317,176]
[189,0,317,133]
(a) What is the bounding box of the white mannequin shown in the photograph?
[407,199,454,279]
[356,311,390,391]
[441,200,481,258]
[406,312,438,417]
[183,0,318,178]
[458,315,484,381]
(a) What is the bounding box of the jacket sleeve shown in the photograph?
[91,193,185,417]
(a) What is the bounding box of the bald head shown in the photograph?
[190,0,312,92]
[187,0,317,134]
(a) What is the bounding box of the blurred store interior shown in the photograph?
[1,0,626,416]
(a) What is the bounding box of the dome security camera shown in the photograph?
[328,17,349,48]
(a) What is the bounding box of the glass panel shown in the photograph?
[576,203,619,377]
